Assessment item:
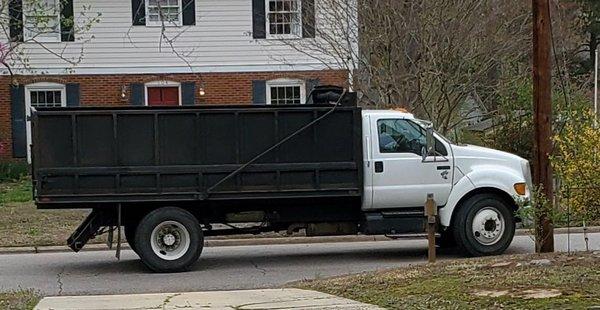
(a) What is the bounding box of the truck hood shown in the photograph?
[451,144,524,163]
[450,144,527,180]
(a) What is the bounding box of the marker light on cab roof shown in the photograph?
[391,107,410,113]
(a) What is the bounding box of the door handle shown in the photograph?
[374,161,384,173]
[437,166,451,170]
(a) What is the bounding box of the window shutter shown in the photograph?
[181,82,196,105]
[131,0,146,26]
[252,80,267,105]
[130,83,145,106]
[305,78,320,103]
[182,0,196,26]
[10,85,26,158]
[9,0,23,42]
[302,0,316,38]
[66,83,80,107]
[252,0,266,39]
[60,0,75,41]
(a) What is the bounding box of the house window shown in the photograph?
[23,0,61,42]
[146,0,182,26]
[30,90,63,108]
[145,81,181,106]
[266,79,305,105]
[266,0,302,37]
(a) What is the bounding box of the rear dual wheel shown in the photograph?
[135,207,204,273]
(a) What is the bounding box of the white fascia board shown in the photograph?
[1,63,341,76]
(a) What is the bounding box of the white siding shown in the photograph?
[3,0,344,75]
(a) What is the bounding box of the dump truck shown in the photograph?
[31,86,531,272]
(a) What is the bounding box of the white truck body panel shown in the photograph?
[361,110,531,227]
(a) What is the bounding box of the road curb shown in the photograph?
[1,226,598,255]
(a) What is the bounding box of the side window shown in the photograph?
[377,119,448,156]
[378,119,426,155]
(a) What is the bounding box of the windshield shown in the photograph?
[413,119,454,144]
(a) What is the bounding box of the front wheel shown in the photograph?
[453,194,515,256]
[135,207,203,272]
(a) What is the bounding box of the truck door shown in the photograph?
[369,117,453,209]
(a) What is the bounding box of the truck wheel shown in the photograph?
[124,223,138,254]
[135,207,203,273]
[453,194,515,257]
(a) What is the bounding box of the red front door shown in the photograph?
[147,87,179,106]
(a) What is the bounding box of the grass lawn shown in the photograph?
[0,290,41,310]
[0,178,89,247]
[297,252,600,309]
[0,178,290,247]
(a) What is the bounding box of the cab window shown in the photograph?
[377,119,448,156]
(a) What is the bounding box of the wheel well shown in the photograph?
[449,187,518,228]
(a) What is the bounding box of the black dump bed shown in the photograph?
[31,104,363,208]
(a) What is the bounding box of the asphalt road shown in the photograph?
[0,233,598,296]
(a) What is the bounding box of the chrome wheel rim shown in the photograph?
[150,221,190,261]
[471,207,505,246]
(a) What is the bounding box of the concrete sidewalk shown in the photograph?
[34,289,382,310]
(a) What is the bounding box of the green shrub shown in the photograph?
[551,110,600,223]
[0,162,29,182]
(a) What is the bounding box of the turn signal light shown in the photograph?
[514,183,527,196]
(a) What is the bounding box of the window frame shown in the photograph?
[376,118,448,157]
[145,0,183,27]
[23,0,62,43]
[265,0,303,39]
[144,80,182,106]
[266,79,306,105]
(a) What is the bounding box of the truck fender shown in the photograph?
[439,172,475,227]
[439,168,522,227]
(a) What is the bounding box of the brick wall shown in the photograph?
[0,69,348,160]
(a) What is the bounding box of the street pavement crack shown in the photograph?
[250,260,267,275]
[56,267,65,296]
[162,293,181,309]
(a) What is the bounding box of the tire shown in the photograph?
[124,223,138,254]
[453,193,515,257]
[135,207,203,273]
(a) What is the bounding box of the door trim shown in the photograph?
[144,81,182,106]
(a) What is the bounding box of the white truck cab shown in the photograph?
[362,110,531,256]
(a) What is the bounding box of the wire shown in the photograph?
[548,0,571,140]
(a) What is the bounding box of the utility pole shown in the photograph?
[532,0,554,253]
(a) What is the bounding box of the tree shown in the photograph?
[574,0,600,72]
[0,0,101,79]
[272,0,531,135]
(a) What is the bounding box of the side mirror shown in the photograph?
[423,122,435,161]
